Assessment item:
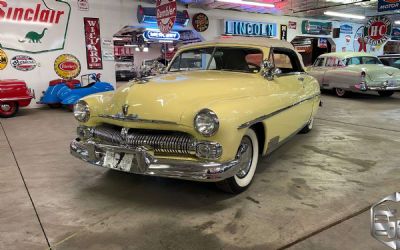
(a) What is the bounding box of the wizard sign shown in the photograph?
[0,0,71,54]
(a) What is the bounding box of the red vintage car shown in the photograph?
[0,79,34,118]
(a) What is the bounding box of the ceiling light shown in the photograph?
[324,11,365,20]
[395,21,400,25]
[216,0,275,8]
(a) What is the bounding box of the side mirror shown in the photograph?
[261,60,282,80]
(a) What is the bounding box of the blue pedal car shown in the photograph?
[38,73,114,110]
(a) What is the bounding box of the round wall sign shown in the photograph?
[364,16,392,46]
[0,49,8,70]
[156,0,177,34]
[11,55,37,71]
[54,54,81,80]
[192,13,209,32]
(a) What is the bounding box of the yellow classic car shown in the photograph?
[70,37,321,193]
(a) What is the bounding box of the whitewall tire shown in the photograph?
[216,129,259,193]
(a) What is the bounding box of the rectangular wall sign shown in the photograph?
[340,24,353,34]
[378,0,400,12]
[301,20,332,35]
[84,17,103,70]
[288,21,297,30]
[0,0,71,54]
[224,20,277,37]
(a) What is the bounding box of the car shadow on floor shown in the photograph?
[321,89,400,103]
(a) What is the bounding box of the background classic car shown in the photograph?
[70,37,320,193]
[308,52,400,97]
[379,54,400,69]
[0,79,34,118]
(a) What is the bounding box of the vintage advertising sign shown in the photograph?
[354,26,368,52]
[0,49,8,70]
[0,0,71,54]
[10,55,37,71]
[192,13,209,32]
[340,24,353,34]
[364,16,392,46]
[392,27,400,40]
[77,0,89,11]
[54,54,81,79]
[156,0,177,34]
[84,17,102,70]
[224,20,277,37]
[288,21,297,30]
[318,38,328,49]
[302,20,332,35]
[143,30,180,41]
[378,0,400,12]
[280,25,287,41]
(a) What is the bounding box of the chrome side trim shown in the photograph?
[98,114,177,125]
[238,93,320,129]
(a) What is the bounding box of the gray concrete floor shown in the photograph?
[1,91,400,250]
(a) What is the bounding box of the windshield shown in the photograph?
[346,56,382,66]
[169,47,263,73]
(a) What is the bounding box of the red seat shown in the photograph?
[49,79,80,89]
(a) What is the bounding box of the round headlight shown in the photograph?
[194,109,219,137]
[74,100,90,122]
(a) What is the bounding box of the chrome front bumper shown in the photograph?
[70,139,242,182]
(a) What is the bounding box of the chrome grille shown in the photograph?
[91,126,195,155]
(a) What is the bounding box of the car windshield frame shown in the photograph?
[345,56,383,66]
[168,46,264,74]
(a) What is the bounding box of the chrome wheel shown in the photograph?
[1,104,11,112]
[0,102,18,118]
[335,88,347,97]
[235,137,253,179]
[216,129,259,193]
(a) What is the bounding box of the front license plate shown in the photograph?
[103,151,135,172]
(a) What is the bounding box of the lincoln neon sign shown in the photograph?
[224,20,277,37]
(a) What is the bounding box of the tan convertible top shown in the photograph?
[181,36,295,50]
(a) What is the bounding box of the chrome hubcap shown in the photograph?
[336,88,345,96]
[0,104,11,112]
[236,136,253,179]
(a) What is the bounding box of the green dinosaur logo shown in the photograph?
[19,28,48,43]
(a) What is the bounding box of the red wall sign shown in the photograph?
[156,0,177,34]
[364,16,392,46]
[84,17,103,69]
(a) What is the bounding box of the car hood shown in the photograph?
[99,71,260,124]
[354,64,400,81]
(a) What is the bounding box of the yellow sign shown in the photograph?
[0,49,8,70]
[54,54,81,79]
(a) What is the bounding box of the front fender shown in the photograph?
[181,96,271,162]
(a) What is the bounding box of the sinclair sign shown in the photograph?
[0,0,71,53]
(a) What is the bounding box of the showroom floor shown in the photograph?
[1,91,400,250]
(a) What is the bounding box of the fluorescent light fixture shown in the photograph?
[324,11,365,20]
[143,47,149,52]
[217,0,274,8]
[124,44,138,47]
[135,48,140,52]
[395,20,400,25]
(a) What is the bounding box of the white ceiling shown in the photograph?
[143,0,400,23]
